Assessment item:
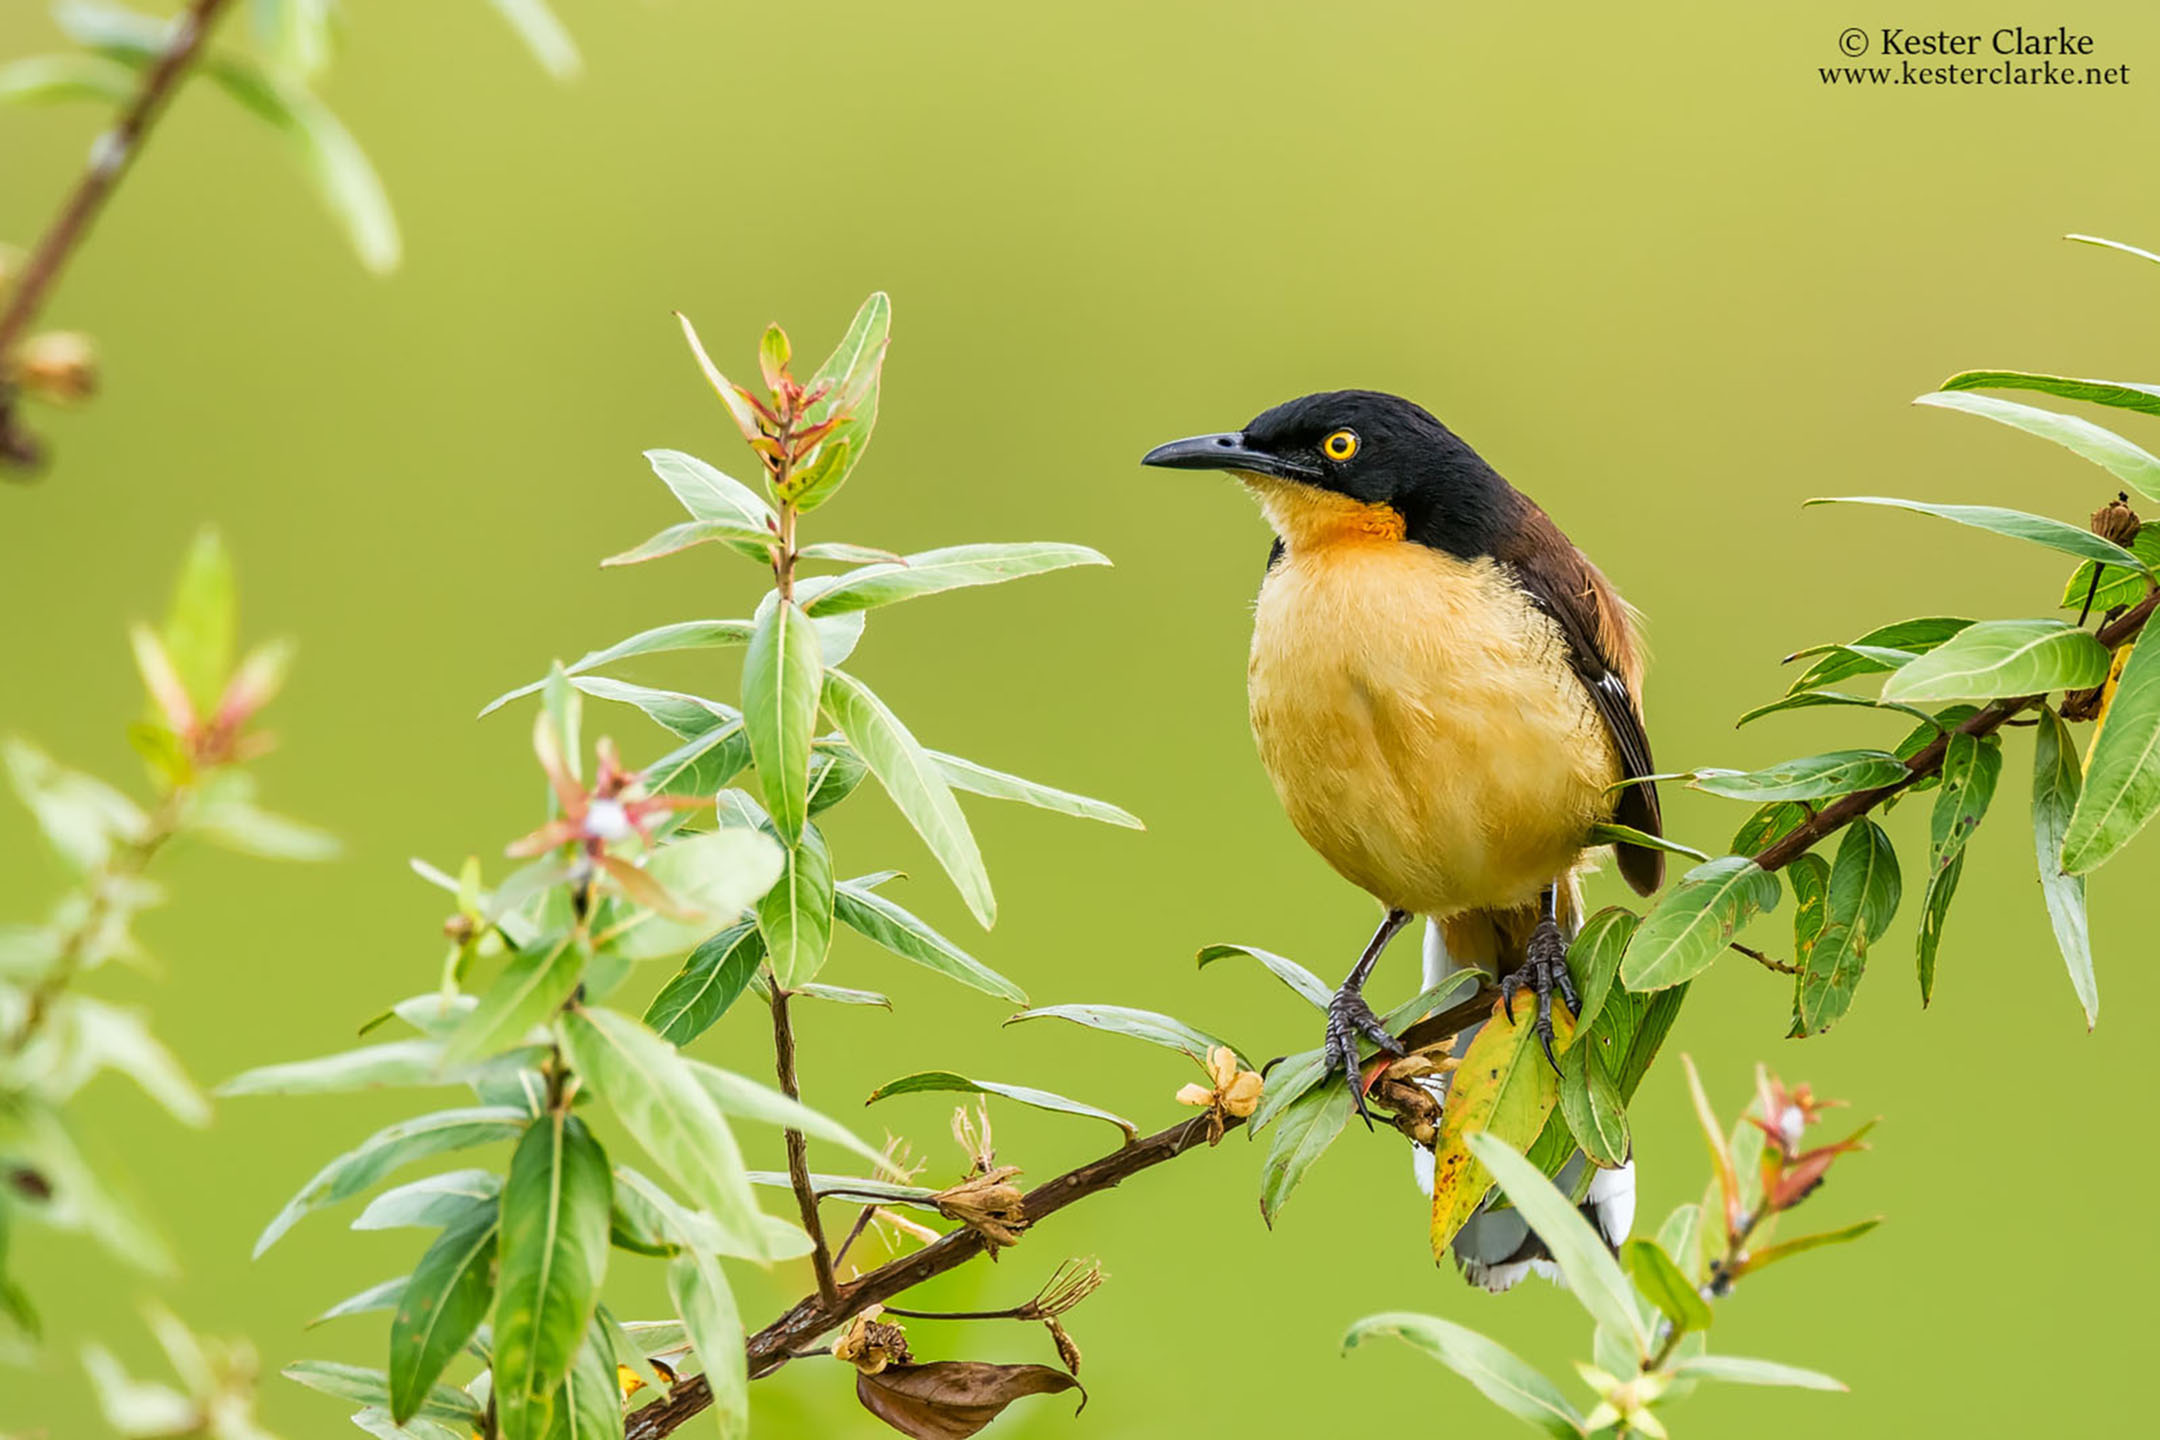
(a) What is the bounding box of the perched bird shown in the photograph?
[1142,389,1663,1285]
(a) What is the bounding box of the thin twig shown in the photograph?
[769,986,838,1305]
[0,0,237,470]
[1730,942,1798,976]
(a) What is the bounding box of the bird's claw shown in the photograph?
[1323,987,1404,1130]
[1499,919,1579,1074]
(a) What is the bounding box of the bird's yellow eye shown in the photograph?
[1322,429,1358,462]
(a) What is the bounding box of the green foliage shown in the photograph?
[232,297,1142,1438]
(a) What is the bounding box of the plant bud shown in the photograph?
[14,331,96,403]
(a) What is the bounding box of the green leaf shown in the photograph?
[1620,1239,1712,1333]
[608,828,786,962]
[1558,1042,1628,1170]
[1881,619,2110,702]
[2068,232,2160,265]
[797,541,904,566]
[218,1040,466,1097]
[1916,850,1964,1008]
[795,981,890,1007]
[491,1113,611,1440]
[157,528,235,710]
[1382,969,1483,1031]
[195,55,400,273]
[352,1170,501,1232]
[1805,495,2152,573]
[1005,1004,1242,1066]
[1793,820,1901,1035]
[685,1060,888,1167]
[1586,821,1708,863]
[0,52,138,105]
[2031,708,2097,1026]
[1784,617,1971,695]
[1686,751,1909,803]
[865,1071,1136,1142]
[1735,689,1941,730]
[1941,368,2160,418]
[483,0,581,79]
[1914,390,2160,502]
[793,292,891,514]
[1195,943,1330,1009]
[389,1204,497,1424]
[1657,1202,1706,1287]
[1931,732,2002,873]
[445,934,584,1065]
[1342,1313,1585,1439]
[601,517,774,569]
[255,1107,528,1257]
[1249,1049,1331,1135]
[1620,857,1781,992]
[1565,906,1639,1036]
[642,922,763,1046]
[544,1323,621,1440]
[2059,529,2160,615]
[554,1007,769,1258]
[926,750,1143,828]
[831,880,1026,1003]
[480,621,757,717]
[2064,634,2160,874]
[281,1360,483,1427]
[805,745,868,816]
[1668,1354,1847,1391]
[802,543,1109,617]
[822,669,994,926]
[642,722,751,807]
[3,738,149,873]
[1259,1078,1352,1226]
[759,824,835,988]
[1468,1131,1651,1356]
[642,449,778,533]
[668,1249,748,1440]
[309,1276,405,1327]
[740,600,822,844]
[1743,1217,1882,1272]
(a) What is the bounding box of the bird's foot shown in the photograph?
[1324,986,1405,1129]
[1499,918,1579,1074]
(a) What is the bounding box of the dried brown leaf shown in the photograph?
[855,1361,1084,1439]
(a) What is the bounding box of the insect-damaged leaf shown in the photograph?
[2032,707,2098,1027]
[1917,732,1999,1006]
[1429,1001,1570,1256]
[1792,820,1901,1035]
[854,1361,1083,1439]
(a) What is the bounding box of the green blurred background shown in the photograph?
[5,1,2159,1434]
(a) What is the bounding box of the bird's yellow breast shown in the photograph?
[1243,480,1618,917]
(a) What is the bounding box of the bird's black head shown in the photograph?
[1141,390,1514,555]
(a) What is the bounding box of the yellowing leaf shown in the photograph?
[1429,1001,1572,1257]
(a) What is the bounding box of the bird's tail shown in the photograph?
[1410,896,1636,1293]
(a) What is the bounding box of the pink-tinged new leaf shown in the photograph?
[130,624,197,734]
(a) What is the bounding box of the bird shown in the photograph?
[1142,389,1663,1286]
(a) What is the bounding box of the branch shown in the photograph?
[615,981,1508,1440]
[0,0,236,471]
[1750,588,2157,874]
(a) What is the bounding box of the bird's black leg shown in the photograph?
[1325,908,1412,1129]
[1499,884,1580,1073]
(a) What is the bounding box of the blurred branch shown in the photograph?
[0,0,236,473]
[1751,588,2158,873]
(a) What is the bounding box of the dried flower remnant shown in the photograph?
[1174,1045,1264,1144]
[833,1307,913,1375]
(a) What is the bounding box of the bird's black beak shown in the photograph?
[1140,432,1320,482]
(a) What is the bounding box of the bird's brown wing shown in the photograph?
[1496,509,1665,896]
